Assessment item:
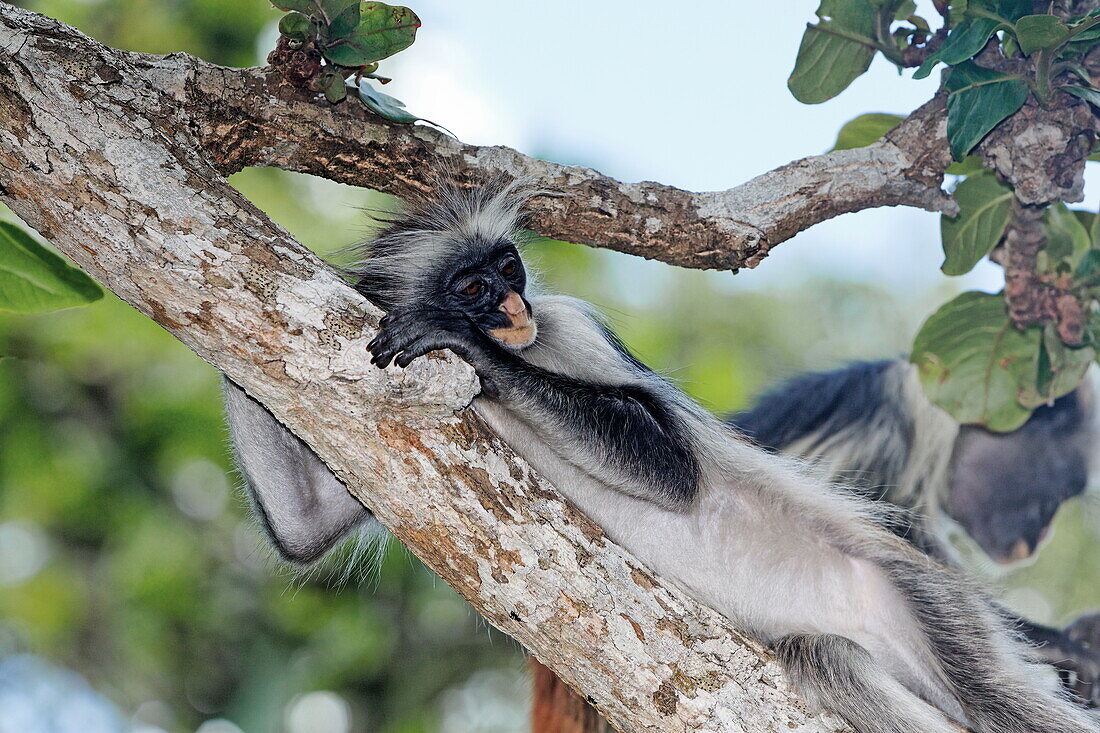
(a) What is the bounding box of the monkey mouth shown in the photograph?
[489,321,538,349]
[991,525,1050,565]
[489,293,537,349]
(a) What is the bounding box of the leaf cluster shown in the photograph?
[271,0,422,115]
[791,1,1100,160]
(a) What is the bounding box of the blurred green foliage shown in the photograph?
[2,1,1099,731]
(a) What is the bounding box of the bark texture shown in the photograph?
[0,4,964,731]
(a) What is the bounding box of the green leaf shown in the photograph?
[913,17,1000,79]
[1061,84,1100,109]
[1069,209,1100,247]
[1044,202,1091,267]
[1089,208,1100,248]
[271,0,313,12]
[945,155,985,175]
[0,221,102,313]
[787,0,876,104]
[911,291,1038,431]
[278,0,359,23]
[319,71,348,103]
[320,0,359,18]
[279,12,313,39]
[1014,14,1070,55]
[894,0,917,20]
[1060,61,1092,86]
[830,113,904,150]
[868,0,914,18]
[1086,313,1100,350]
[1068,17,1100,42]
[945,61,1028,160]
[323,3,421,67]
[995,0,1035,22]
[357,81,420,123]
[328,1,361,38]
[1074,248,1100,288]
[940,172,1012,275]
[1019,325,1094,407]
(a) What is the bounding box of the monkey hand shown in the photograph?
[1064,613,1100,707]
[1059,651,1100,708]
[367,307,492,368]
[368,308,509,397]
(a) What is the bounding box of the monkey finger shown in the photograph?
[373,330,426,360]
[369,327,416,355]
[372,330,435,368]
[367,336,394,358]
[371,343,402,365]
[393,334,452,368]
[380,310,419,332]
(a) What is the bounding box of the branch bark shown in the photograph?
[130,21,951,273]
[0,5,951,730]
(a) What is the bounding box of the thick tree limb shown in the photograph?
[0,4,972,730]
[93,17,950,273]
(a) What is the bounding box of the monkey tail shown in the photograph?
[775,633,963,733]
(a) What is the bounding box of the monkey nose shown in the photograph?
[1006,538,1032,562]
[499,291,526,316]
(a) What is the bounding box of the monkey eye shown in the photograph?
[499,256,517,277]
[458,279,483,298]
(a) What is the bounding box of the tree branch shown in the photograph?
[130,24,952,272]
[0,5,860,730]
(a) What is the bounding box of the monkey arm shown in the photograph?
[483,357,701,508]
[222,379,373,563]
[367,309,700,509]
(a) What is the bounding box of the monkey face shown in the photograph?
[439,242,537,350]
[948,393,1089,564]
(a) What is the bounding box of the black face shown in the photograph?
[947,392,1089,563]
[433,241,528,333]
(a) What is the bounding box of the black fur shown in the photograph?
[950,393,1088,561]
[494,358,701,507]
[732,360,899,460]
[225,180,1100,731]
[775,633,938,733]
[729,360,1089,554]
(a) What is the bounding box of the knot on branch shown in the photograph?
[267,35,322,89]
[981,98,1097,206]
